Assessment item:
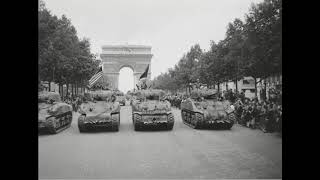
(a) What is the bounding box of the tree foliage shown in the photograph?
[38,0,99,91]
[151,0,281,93]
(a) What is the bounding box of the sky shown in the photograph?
[43,0,263,93]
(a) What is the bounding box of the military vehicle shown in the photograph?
[131,89,174,131]
[181,88,236,129]
[111,90,126,106]
[38,91,73,134]
[116,96,126,106]
[78,90,120,132]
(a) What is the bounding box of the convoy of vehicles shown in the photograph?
[39,86,279,134]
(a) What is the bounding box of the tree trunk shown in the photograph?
[235,78,238,93]
[59,84,61,96]
[264,79,267,100]
[217,83,220,93]
[254,77,257,98]
[72,84,74,97]
[66,83,69,96]
[48,81,51,92]
[76,83,78,95]
[226,81,228,90]
[61,84,64,100]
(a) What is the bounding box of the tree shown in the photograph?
[39,1,99,96]
[223,18,246,92]
[242,0,282,97]
[150,0,282,97]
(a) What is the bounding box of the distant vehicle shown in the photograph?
[78,90,120,132]
[38,91,73,134]
[116,95,126,106]
[131,89,174,131]
[181,88,236,129]
[240,77,256,99]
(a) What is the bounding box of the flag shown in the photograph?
[88,67,103,88]
[139,65,149,80]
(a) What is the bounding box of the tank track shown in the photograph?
[78,115,87,132]
[181,109,201,129]
[167,113,174,130]
[182,109,234,130]
[46,111,72,134]
[111,113,120,132]
[133,113,142,131]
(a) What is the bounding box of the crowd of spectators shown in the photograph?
[63,94,84,112]
[162,87,282,133]
[163,94,185,109]
[230,88,282,133]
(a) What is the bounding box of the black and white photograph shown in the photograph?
[38,0,282,179]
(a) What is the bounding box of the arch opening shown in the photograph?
[118,67,134,94]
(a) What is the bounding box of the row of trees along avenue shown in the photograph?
[151,0,281,99]
[39,0,100,99]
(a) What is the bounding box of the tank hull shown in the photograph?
[77,101,121,132]
[132,112,174,131]
[78,112,120,132]
[38,99,73,134]
[181,99,235,130]
[181,109,234,129]
[130,89,174,131]
[39,111,73,134]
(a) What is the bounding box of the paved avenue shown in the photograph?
[39,106,282,179]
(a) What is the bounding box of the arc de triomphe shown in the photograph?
[100,45,152,90]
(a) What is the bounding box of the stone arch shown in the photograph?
[118,64,135,72]
[100,45,152,90]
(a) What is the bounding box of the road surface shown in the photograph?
[39,106,282,179]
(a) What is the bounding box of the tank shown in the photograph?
[180,88,236,129]
[78,90,120,132]
[116,96,126,106]
[131,89,174,131]
[38,91,73,134]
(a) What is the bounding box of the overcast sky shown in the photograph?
[43,0,263,92]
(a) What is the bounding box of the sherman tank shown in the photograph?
[78,90,120,132]
[111,90,126,106]
[131,89,174,131]
[180,88,236,129]
[117,96,126,106]
[38,91,73,134]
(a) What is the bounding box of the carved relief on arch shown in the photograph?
[103,63,119,73]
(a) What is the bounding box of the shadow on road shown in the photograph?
[38,129,53,136]
[133,128,174,132]
[77,130,120,134]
